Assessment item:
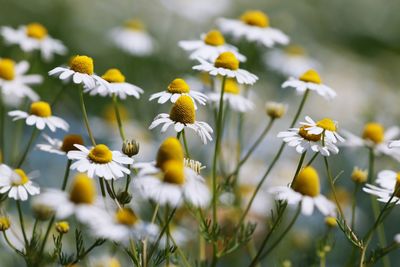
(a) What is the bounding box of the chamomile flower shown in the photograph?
[0,58,42,104]
[8,101,69,132]
[149,78,207,107]
[282,69,336,100]
[277,124,339,156]
[133,137,210,207]
[0,165,40,201]
[0,23,67,61]
[207,78,254,112]
[179,29,246,62]
[217,10,289,48]
[49,55,107,89]
[269,166,336,216]
[36,134,84,156]
[149,95,213,144]
[264,45,320,77]
[109,19,155,56]
[301,116,345,144]
[34,174,98,219]
[85,68,144,100]
[363,170,400,204]
[341,123,400,162]
[67,144,133,180]
[193,52,258,85]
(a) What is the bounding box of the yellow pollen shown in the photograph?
[240,10,269,28]
[0,217,10,231]
[204,30,225,46]
[167,78,190,94]
[30,101,52,117]
[224,78,240,94]
[115,208,138,226]
[69,174,96,204]
[156,137,184,169]
[163,160,185,185]
[299,69,322,84]
[69,55,94,75]
[13,169,29,185]
[61,134,84,153]
[351,167,368,184]
[101,68,126,83]
[55,221,70,234]
[124,19,145,31]
[214,52,239,70]
[298,126,321,142]
[0,59,15,80]
[316,118,336,132]
[292,166,320,197]
[26,23,48,39]
[169,95,196,124]
[285,45,306,56]
[88,144,113,164]
[362,123,384,144]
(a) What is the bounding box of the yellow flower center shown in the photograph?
[30,101,52,117]
[101,68,126,83]
[351,167,368,184]
[61,134,84,153]
[325,216,337,228]
[292,166,320,197]
[115,208,138,226]
[224,78,240,94]
[285,45,306,56]
[124,19,145,31]
[214,52,239,70]
[0,217,10,231]
[163,160,185,185]
[395,172,400,198]
[13,169,29,186]
[26,23,48,39]
[169,95,196,124]
[0,59,15,80]
[362,123,384,144]
[69,55,94,75]
[69,174,96,204]
[204,30,225,46]
[55,221,70,234]
[167,78,190,94]
[88,144,113,164]
[156,137,184,169]
[298,126,321,142]
[316,118,336,132]
[299,69,321,84]
[108,258,121,267]
[240,10,269,28]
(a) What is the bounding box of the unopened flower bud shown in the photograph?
[122,139,140,157]
[55,221,70,234]
[265,102,287,119]
[325,216,337,228]
[351,167,368,184]
[0,217,10,231]
[117,191,132,205]
[32,203,55,221]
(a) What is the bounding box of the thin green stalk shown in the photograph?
[112,94,126,141]
[165,205,171,267]
[306,152,319,166]
[182,129,190,158]
[351,184,359,230]
[143,203,159,267]
[169,231,191,267]
[125,164,131,192]
[3,232,22,255]
[16,128,38,168]
[99,178,106,198]
[0,93,4,163]
[61,159,72,190]
[290,151,307,186]
[323,157,345,218]
[16,200,28,246]
[31,218,39,241]
[79,87,96,146]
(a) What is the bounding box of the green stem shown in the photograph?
[351,184,359,230]
[99,177,106,198]
[16,128,38,168]
[290,151,307,186]
[165,206,171,267]
[112,94,126,141]
[125,164,131,192]
[3,231,22,255]
[16,200,28,246]
[79,87,96,146]
[323,157,345,218]
[61,159,72,191]
[0,93,4,163]
[306,152,319,166]
[169,231,191,267]
[182,129,190,158]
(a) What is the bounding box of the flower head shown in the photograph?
[0,165,40,201]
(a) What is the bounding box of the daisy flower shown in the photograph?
[0,58,42,104]
[109,19,155,56]
[67,144,133,180]
[363,170,400,204]
[133,137,210,208]
[8,101,69,132]
[193,51,258,85]
[149,95,213,144]
[36,134,84,156]
[269,166,336,216]
[48,55,107,89]
[0,165,40,201]
[216,10,289,48]
[84,68,144,100]
[301,116,345,144]
[149,78,207,107]
[179,29,246,62]
[34,173,99,219]
[282,69,336,100]
[264,45,320,77]
[277,123,339,156]
[207,78,254,112]
[341,123,400,162]
[0,23,67,61]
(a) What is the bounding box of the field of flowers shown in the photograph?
[0,0,400,266]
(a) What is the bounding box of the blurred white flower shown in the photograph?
[0,165,40,201]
